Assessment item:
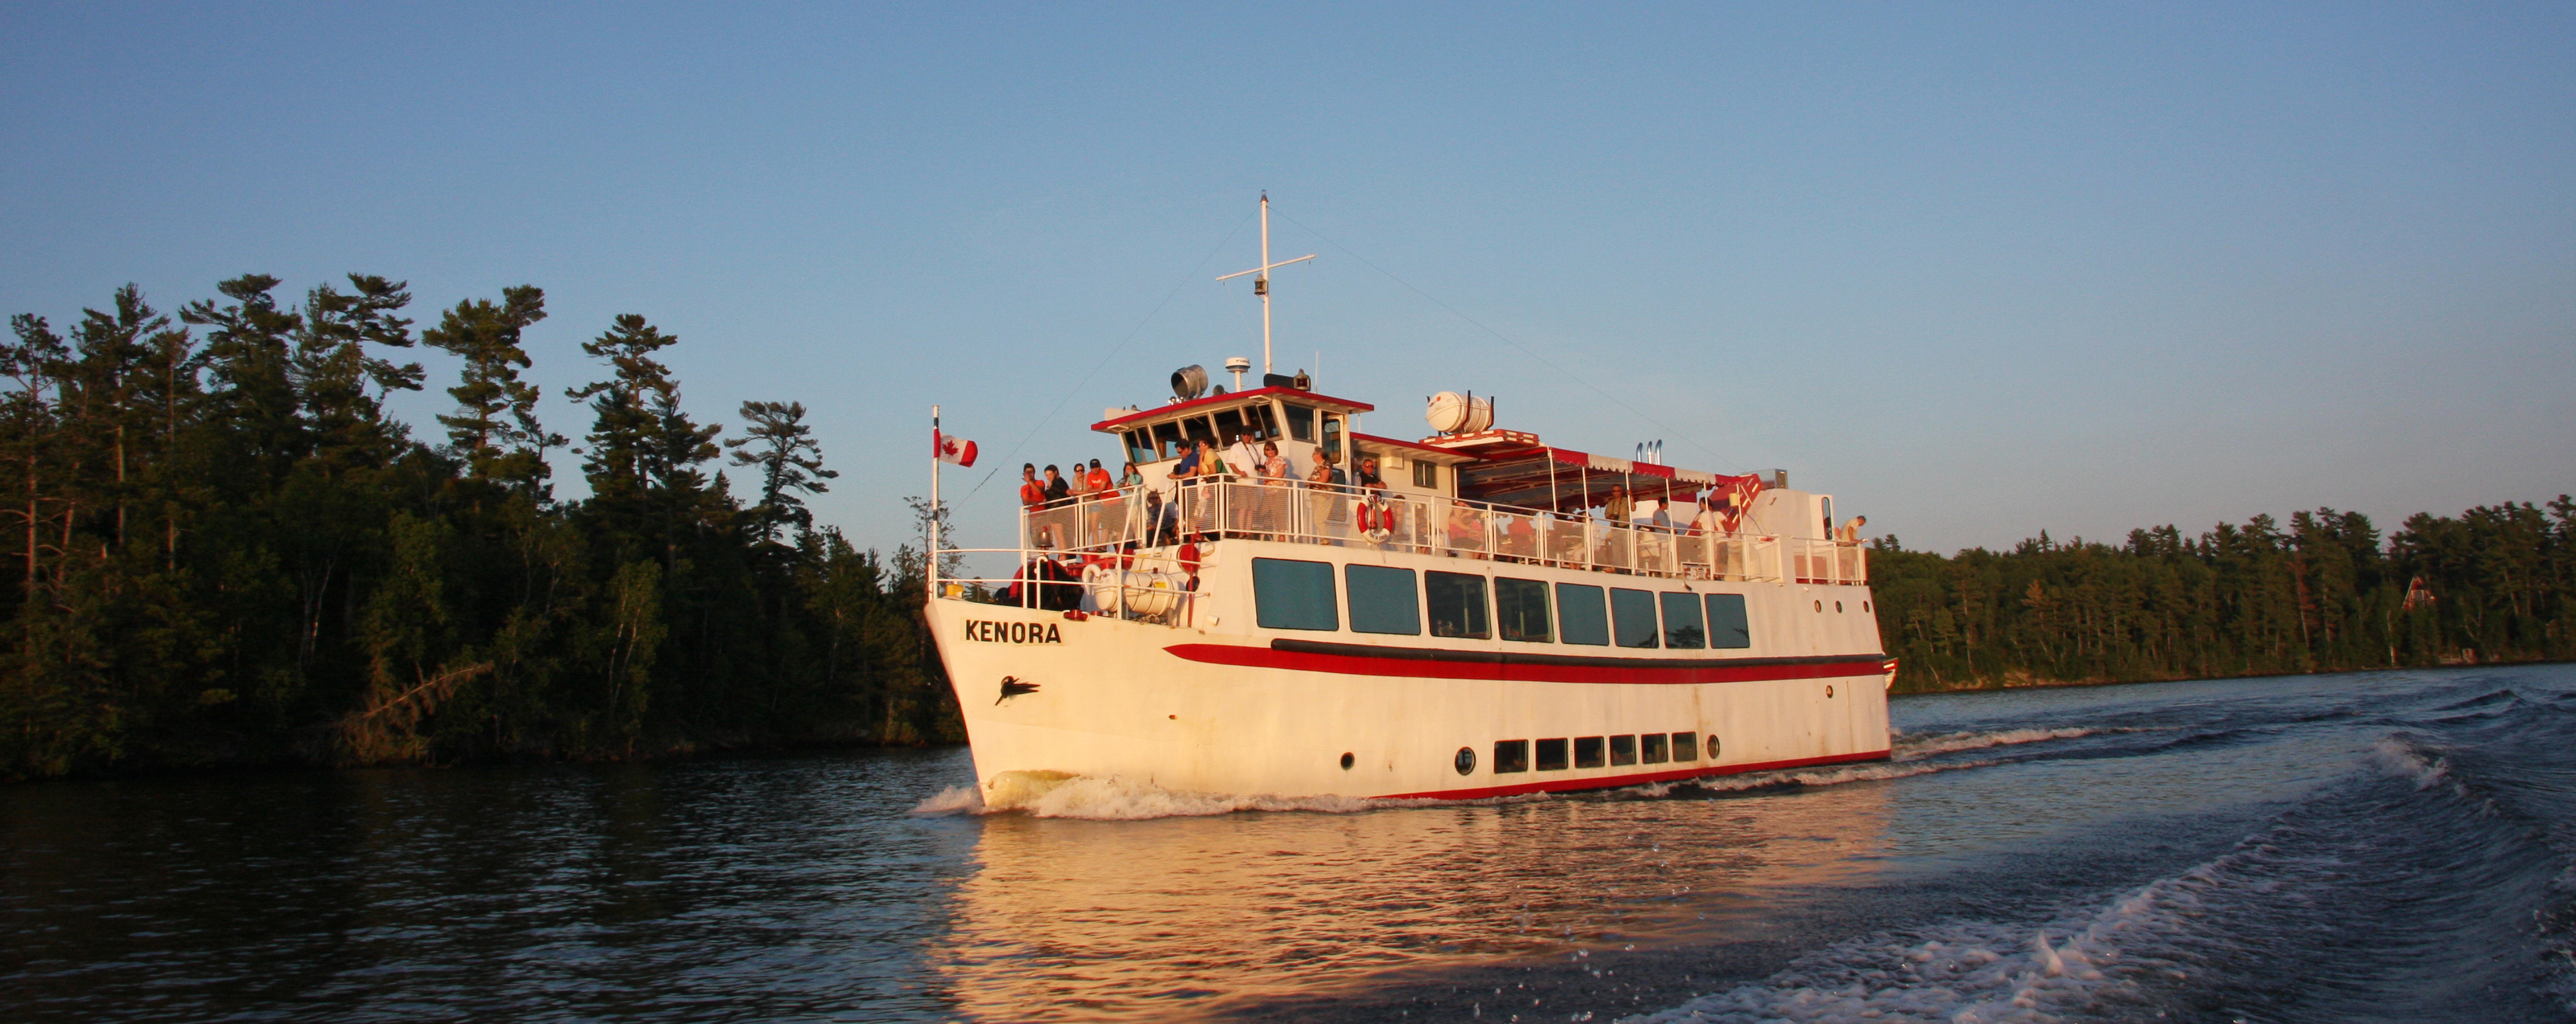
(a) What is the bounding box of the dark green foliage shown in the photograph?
[0,278,959,780]
[1871,501,2576,692]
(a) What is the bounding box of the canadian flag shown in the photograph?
[934,429,979,468]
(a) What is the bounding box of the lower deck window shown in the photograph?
[1534,738,1570,771]
[1611,588,1660,648]
[1609,735,1637,766]
[1672,732,1699,761]
[1706,593,1752,648]
[1252,558,1338,631]
[1495,577,1552,642]
[1660,592,1707,648]
[1424,571,1491,639]
[1346,564,1420,635]
[1573,736,1605,768]
[1640,733,1669,763]
[1493,739,1530,773]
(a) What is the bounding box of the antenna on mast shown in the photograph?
[1216,192,1316,374]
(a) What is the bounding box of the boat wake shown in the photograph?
[1623,724,2576,1024]
[1889,726,2106,760]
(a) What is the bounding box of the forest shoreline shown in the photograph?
[1888,655,2569,697]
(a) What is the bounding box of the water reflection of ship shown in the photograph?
[926,779,1894,1021]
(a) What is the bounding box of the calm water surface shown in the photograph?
[6,664,2573,1023]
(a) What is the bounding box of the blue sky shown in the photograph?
[4,3,2569,556]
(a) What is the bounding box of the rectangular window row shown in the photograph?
[1253,558,1752,648]
[1493,732,1699,773]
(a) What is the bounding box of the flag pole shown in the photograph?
[929,404,941,599]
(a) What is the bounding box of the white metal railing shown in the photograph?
[935,482,1866,616]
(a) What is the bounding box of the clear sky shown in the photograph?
[4,3,2569,556]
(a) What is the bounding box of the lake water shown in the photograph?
[5,664,2573,1023]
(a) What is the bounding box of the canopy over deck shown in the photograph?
[1443,436,1759,514]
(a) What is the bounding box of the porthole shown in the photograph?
[1835,601,1843,613]
[1339,752,1355,770]
[1862,601,1871,612]
[1813,600,1823,612]
[1826,684,1835,698]
[1707,735,1721,759]
[1454,746,1477,776]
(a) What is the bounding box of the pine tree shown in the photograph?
[725,400,837,546]
[422,286,559,493]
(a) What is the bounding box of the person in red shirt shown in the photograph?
[1018,464,1045,509]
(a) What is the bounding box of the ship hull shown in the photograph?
[928,540,1891,802]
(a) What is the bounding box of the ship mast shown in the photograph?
[1216,193,1316,375]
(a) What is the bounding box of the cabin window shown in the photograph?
[1574,736,1605,769]
[1122,430,1154,467]
[1556,583,1609,646]
[1493,739,1529,773]
[1609,735,1637,766]
[1534,738,1570,771]
[1672,732,1698,760]
[1705,593,1751,648]
[1412,461,1437,488]
[1247,402,1280,441]
[1344,564,1420,635]
[1639,733,1668,764]
[1252,558,1338,631]
[1151,421,1185,460]
[1495,578,1552,643]
[1660,593,1707,649]
[1611,588,1660,648]
[1181,415,1218,448]
[1424,572,1490,640]
[1320,415,1345,462]
[1213,408,1250,445]
[1284,403,1316,442]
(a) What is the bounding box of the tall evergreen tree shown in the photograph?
[421,286,559,493]
[725,400,836,546]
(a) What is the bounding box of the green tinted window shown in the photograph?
[1425,572,1490,640]
[1556,583,1609,646]
[1611,588,1660,648]
[1705,593,1751,648]
[1660,592,1707,649]
[1495,578,1552,642]
[1344,564,1419,635]
[1252,558,1337,631]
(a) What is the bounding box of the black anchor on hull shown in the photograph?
[996,676,1039,704]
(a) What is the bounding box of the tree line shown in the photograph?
[2,275,959,780]
[1868,498,2576,691]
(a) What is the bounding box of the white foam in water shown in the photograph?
[1621,863,2221,1024]
[1891,727,2099,760]
[912,784,985,815]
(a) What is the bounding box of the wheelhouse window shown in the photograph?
[1181,415,1218,448]
[1320,415,1345,462]
[1344,564,1420,635]
[1283,403,1316,442]
[1573,736,1606,769]
[1424,572,1490,640]
[1247,402,1281,440]
[1252,558,1337,631]
[1672,732,1699,760]
[1495,578,1552,642]
[1556,583,1609,646]
[1611,588,1660,648]
[1151,421,1186,460]
[1705,593,1752,648]
[1214,407,1250,444]
[1660,593,1707,649]
[1122,429,1154,468]
[1534,738,1570,771]
[1493,739,1530,773]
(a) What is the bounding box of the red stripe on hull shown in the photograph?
[1162,642,1886,684]
[1375,748,1893,800]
